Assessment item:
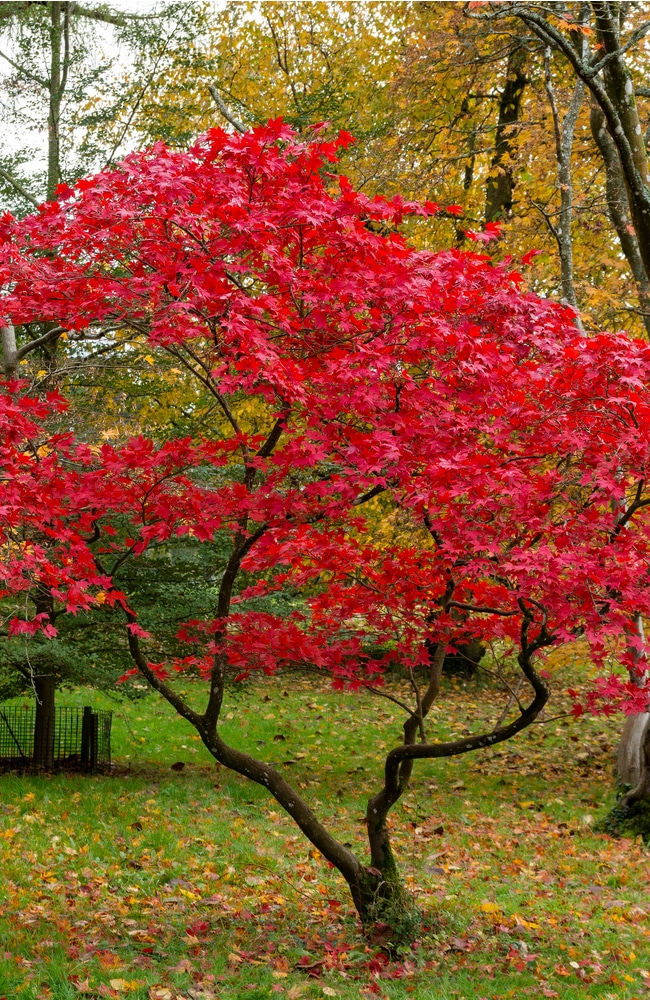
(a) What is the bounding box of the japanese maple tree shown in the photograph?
[2,123,650,939]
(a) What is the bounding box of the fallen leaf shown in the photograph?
[450,936,475,952]
[170,959,193,974]
[109,980,139,993]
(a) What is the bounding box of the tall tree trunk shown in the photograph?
[617,713,650,805]
[485,43,527,222]
[33,674,56,769]
[47,1,70,201]
[543,45,585,319]
[590,101,650,335]
[1,324,17,377]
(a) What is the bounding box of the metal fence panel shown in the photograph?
[0,705,112,771]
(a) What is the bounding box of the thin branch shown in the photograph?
[352,483,386,507]
[59,1,71,98]
[103,11,180,170]
[71,3,158,26]
[447,600,519,617]
[0,166,39,207]
[0,47,48,87]
[365,684,417,717]
[208,84,246,134]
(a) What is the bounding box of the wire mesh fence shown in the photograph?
[0,705,112,772]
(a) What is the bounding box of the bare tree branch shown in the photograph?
[0,166,38,207]
[208,84,247,134]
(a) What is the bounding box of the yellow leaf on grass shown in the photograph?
[479,902,500,913]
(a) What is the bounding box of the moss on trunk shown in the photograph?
[354,840,421,945]
[596,793,650,843]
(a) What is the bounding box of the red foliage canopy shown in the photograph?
[1,121,650,715]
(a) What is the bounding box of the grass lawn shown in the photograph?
[0,663,647,1000]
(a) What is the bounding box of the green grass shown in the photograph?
[0,669,648,1000]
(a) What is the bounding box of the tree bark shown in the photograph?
[543,45,585,319]
[1,324,17,377]
[485,42,528,222]
[590,101,650,335]
[47,2,63,201]
[33,674,56,769]
[617,712,650,805]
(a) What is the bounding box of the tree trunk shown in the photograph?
[590,102,650,335]
[543,44,585,318]
[617,713,650,804]
[47,2,64,201]
[1,324,17,377]
[597,714,650,842]
[485,43,527,222]
[359,802,420,941]
[33,674,56,769]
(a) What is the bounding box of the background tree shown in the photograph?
[470,0,650,842]
[0,0,201,387]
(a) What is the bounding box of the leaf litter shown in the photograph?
[0,672,647,998]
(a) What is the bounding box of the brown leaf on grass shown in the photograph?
[450,936,476,952]
[170,959,193,974]
[148,990,174,1000]
[369,921,394,946]
[70,979,92,994]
